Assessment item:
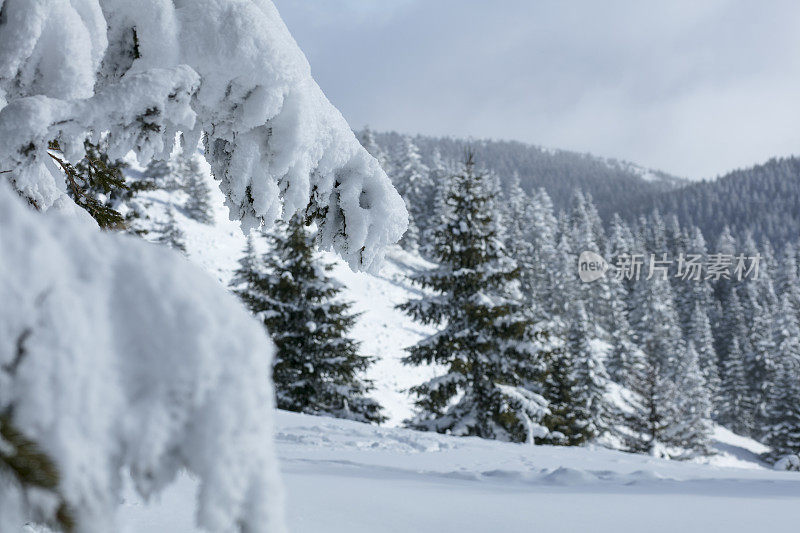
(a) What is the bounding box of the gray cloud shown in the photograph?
[273,0,800,179]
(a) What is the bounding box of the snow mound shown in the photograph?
[542,466,598,485]
[774,454,800,472]
[0,184,284,533]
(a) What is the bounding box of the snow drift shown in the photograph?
[0,182,285,532]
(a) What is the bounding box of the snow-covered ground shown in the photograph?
[120,410,800,532]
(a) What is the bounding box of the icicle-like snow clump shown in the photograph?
[0,0,406,270]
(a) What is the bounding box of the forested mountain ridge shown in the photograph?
[626,156,800,247]
[366,130,800,250]
[365,130,686,221]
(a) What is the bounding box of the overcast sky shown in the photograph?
[273,0,800,179]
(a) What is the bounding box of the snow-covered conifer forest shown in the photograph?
[1,1,799,532]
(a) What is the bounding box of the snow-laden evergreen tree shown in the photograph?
[663,214,691,310]
[428,147,451,184]
[568,191,606,253]
[420,162,453,259]
[504,174,529,247]
[794,241,800,280]
[230,233,264,295]
[359,125,391,171]
[143,157,180,191]
[181,153,214,224]
[568,191,611,328]
[746,294,778,435]
[540,345,583,446]
[718,336,753,435]
[777,243,800,321]
[764,361,800,467]
[583,191,608,254]
[627,275,700,456]
[543,301,614,445]
[606,288,640,387]
[622,344,679,456]
[606,214,639,384]
[232,216,384,423]
[715,288,758,435]
[125,148,212,237]
[153,206,187,253]
[629,273,685,372]
[686,301,721,409]
[527,188,561,316]
[400,199,421,252]
[715,224,738,254]
[551,219,581,318]
[399,153,551,442]
[608,213,636,293]
[394,136,433,251]
[763,239,780,280]
[143,148,214,223]
[622,338,713,458]
[774,293,800,378]
[763,293,800,463]
[426,148,454,203]
[665,214,687,258]
[669,342,714,456]
[424,147,453,237]
[754,240,781,322]
[674,226,715,337]
[233,216,384,422]
[711,226,739,360]
[503,174,538,304]
[642,209,668,255]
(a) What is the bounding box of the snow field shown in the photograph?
[122,411,800,533]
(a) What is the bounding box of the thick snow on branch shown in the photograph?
[0,184,284,533]
[0,0,406,270]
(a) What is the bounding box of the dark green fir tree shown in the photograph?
[231,215,384,423]
[398,153,552,443]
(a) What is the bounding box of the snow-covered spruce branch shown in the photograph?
[0,1,407,531]
[0,0,406,270]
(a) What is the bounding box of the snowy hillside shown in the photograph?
[367,130,686,222]
[141,154,437,424]
[120,411,799,533]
